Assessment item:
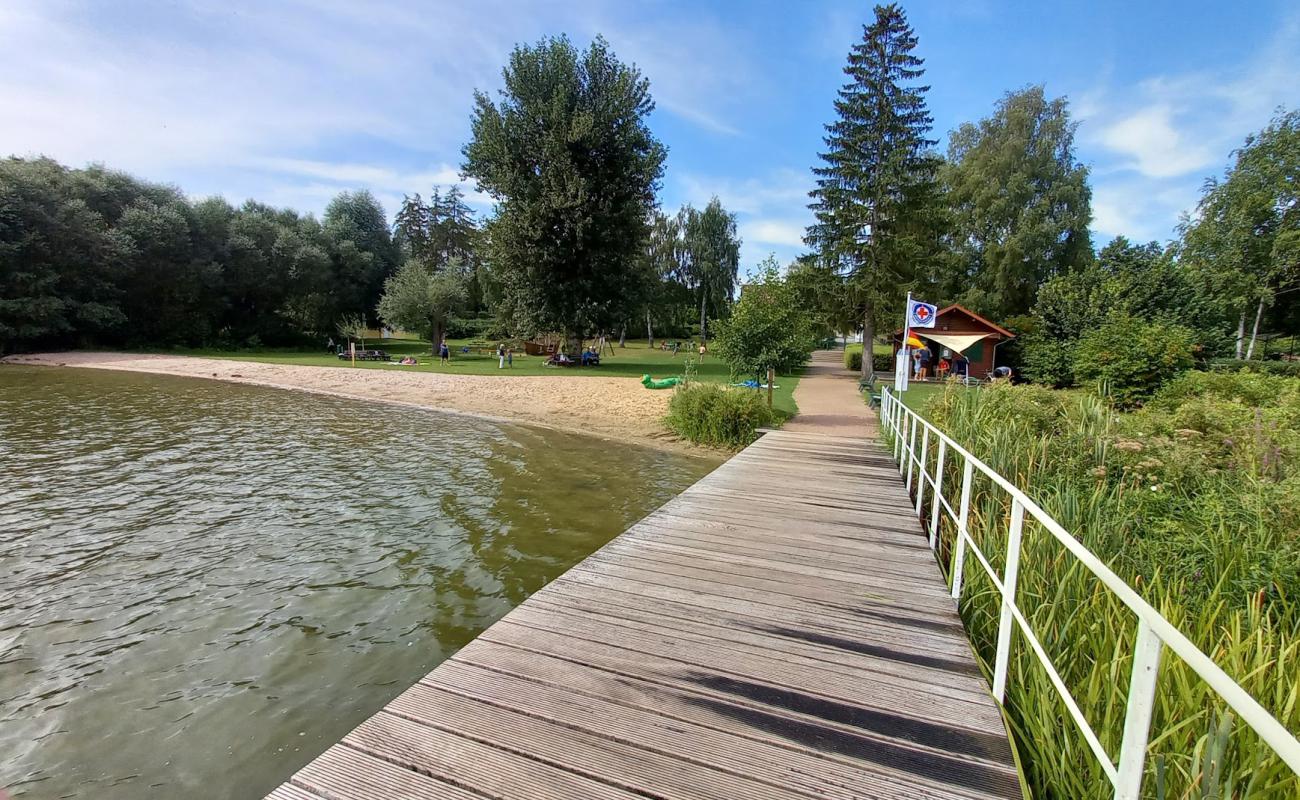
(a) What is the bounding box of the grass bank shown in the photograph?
[162,337,801,422]
[896,374,1299,799]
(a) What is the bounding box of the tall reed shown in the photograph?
[894,377,1300,799]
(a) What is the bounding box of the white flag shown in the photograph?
[907,299,938,329]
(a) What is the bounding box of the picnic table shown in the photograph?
[337,349,390,362]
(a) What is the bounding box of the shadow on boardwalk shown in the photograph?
[265,378,1022,799]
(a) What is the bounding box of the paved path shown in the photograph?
[264,429,1020,800]
[782,349,878,438]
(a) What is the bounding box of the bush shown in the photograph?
[713,261,816,378]
[665,383,774,449]
[844,347,861,371]
[1205,358,1300,377]
[444,315,494,340]
[1074,313,1196,408]
[843,346,893,373]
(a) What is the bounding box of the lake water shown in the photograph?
[0,366,714,799]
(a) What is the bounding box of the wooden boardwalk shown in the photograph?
[266,430,1021,800]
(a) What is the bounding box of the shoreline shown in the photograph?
[2,352,724,462]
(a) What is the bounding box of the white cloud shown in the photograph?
[1097,106,1217,179]
[742,219,807,248]
[1079,12,1300,242]
[0,0,756,217]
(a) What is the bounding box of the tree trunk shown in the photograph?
[1245,297,1265,360]
[1235,312,1247,359]
[646,308,654,349]
[861,305,875,382]
[699,292,707,341]
[618,326,626,348]
[431,321,444,356]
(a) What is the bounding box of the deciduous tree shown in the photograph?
[462,35,665,347]
[940,86,1093,319]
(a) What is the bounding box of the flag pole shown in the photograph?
[898,292,912,394]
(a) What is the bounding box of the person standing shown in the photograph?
[917,347,931,380]
[439,339,450,365]
[497,343,505,369]
[506,347,513,368]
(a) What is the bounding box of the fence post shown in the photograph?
[929,439,946,549]
[1114,620,1164,800]
[915,429,929,516]
[905,421,919,491]
[992,499,1025,701]
[951,459,974,600]
[897,412,909,472]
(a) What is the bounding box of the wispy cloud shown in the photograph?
[1079,11,1300,241]
[0,0,757,216]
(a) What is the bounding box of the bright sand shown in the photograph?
[4,352,715,457]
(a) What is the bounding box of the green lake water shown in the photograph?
[0,366,715,799]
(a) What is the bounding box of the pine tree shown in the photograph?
[393,192,433,267]
[806,3,941,380]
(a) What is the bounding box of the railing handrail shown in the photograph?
[878,387,1300,799]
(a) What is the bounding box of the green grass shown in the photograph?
[165,337,802,421]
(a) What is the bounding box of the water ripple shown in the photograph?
[0,366,712,799]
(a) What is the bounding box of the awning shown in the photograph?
[916,332,989,354]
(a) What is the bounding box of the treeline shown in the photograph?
[805,4,1300,386]
[0,157,400,351]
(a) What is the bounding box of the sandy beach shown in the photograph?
[4,352,715,457]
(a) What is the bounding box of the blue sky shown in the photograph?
[2,0,1297,274]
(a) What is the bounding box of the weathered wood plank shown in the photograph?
[262,430,1021,800]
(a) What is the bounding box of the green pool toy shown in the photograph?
[641,374,682,389]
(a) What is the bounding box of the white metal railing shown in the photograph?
[879,388,1300,800]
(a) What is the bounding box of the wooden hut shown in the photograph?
[892,304,1015,380]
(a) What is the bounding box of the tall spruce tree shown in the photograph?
[807,3,941,380]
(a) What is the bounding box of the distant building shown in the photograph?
[892,304,1015,380]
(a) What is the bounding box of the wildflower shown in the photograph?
[1115,440,1144,452]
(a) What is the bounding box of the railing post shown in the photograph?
[905,421,919,492]
[929,440,946,549]
[893,404,903,461]
[992,499,1025,701]
[1114,620,1164,800]
[897,412,909,472]
[951,459,974,600]
[915,429,929,516]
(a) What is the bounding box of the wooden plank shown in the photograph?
[261,430,1022,800]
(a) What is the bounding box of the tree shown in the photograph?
[324,190,398,320]
[1022,237,1193,386]
[714,256,817,378]
[806,3,943,380]
[335,313,368,350]
[940,86,1093,319]
[1181,109,1300,359]
[462,35,666,347]
[393,193,433,268]
[0,158,127,352]
[786,255,860,343]
[638,210,686,347]
[680,199,740,340]
[375,260,468,352]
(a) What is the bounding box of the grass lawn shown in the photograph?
[166,338,803,421]
[892,380,952,411]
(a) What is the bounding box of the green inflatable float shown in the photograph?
[641,373,682,389]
